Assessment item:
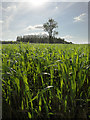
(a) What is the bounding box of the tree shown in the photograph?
[43,18,58,43]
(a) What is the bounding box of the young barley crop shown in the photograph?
[2,43,90,120]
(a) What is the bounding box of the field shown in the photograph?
[1,43,90,120]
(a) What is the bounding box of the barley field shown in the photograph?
[1,43,90,120]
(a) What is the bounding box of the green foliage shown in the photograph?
[2,43,90,120]
[43,18,58,43]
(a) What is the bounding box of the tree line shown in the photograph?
[1,18,73,44]
[16,34,73,44]
[16,18,73,44]
[1,35,73,44]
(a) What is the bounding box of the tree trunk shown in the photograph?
[49,35,53,43]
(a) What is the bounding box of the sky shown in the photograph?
[0,0,89,44]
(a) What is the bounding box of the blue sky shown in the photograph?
[0,1,88,44]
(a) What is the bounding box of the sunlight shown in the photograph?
[30,0,48,7]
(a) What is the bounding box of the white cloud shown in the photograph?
[2,4,17,16]
[0,20,3,23]
[2,5,16,12]
[35,25,43,29]
[61,35,73,39]
[25,24,43,30]
[60,35,75,43]
[27,31,48,35]
[18,31,48,38]
[73,13,86,22]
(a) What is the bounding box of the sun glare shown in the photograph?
[30,0,48,7]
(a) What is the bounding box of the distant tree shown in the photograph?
[43,18,58,43]
[17,36,22,42]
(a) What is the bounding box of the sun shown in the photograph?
[30,0,48,7]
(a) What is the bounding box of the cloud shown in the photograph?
[20,32,48,38]
[0,20,3,24]
[60,35,74,43]
[2,5,16,12]
[35,25,43,29]
[25,24,43,30]
[28,32,48,35]
[73,13,86,22]
[61,35,73,39]
[2,4,17,14]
